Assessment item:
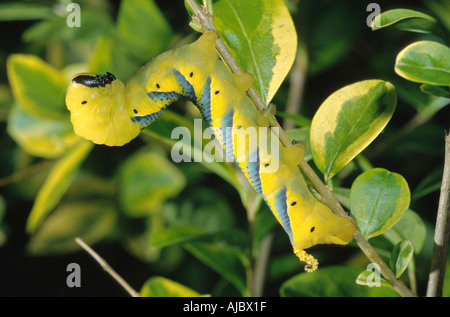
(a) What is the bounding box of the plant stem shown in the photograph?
[75,237,139,297]
[426,133,450,297]
[284,41,308,131]
[0,160,53,187]
[185,0,416,297]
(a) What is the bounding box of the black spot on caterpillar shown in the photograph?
[65,31,356,271]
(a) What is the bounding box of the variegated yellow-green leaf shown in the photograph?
[26,140,93,233]
[372,9,448,39]
[420,84,450,99]
[7,54,68,119]
[213,0,297,104]
[310,80,397,180]
[389,240,414,279]
[7,103,80,158]
[140,276,202,297]
[395,41,450,86]
[350,168,411,239]
[356,270,392,289]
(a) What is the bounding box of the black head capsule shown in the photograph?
[72,72,117,88]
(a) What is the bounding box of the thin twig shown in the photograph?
[185,0,416,297]
[284,43,308,130]
[75,237,139,297]
[0,160,53,187]
[253,232,274,297]
[426,133,450,297]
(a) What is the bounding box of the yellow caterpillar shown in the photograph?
[66,32,356,271]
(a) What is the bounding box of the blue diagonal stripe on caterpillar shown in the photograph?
[65,31,357,272]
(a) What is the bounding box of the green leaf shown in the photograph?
[0,2,51,21]
[150,226,208,248]
[395,41,450,86]
[7,103,80,158]
[88,36,116,74]
[350,168,411,239]
[372,9,450,41]
[118,150,186,217]
[27,200,117,255]
[253,207,278,249]
[162,188,236,232]
[213,0,297,104]
[280,266,398,297]
[7,54,68,119]
[383,209,427,254]
[116,0,173,63]
[310,80,397,180]
[184,242,248,295]
[389,240,414,279]
[22,11,114,44]
[444,263,450,297]
[26,140,93,233]
[356,270,392,289]
[420,84,450,98]
[140,276,202,297]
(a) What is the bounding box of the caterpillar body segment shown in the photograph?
[66,31,356,271]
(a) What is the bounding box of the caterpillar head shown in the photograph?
[66,72,142,146]
[292,202,356,272]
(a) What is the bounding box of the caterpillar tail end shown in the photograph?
[293,247,318,273]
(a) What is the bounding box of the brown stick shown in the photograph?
[426,133,450,297]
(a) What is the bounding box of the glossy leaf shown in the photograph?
[350,168,411,239]
[27,200,117,255]
[280,266,397,297]
[214,0,297,104]
[184,242,248,295]
[395,41,450,86]
[420,84,450,99]
[372,9,449,41]
[7,54,68,119]
[356,270,392,289]
[7,103,80,158]
[389,240,414,279]
[26,140,93,233]
[310,80,397,180]
[140,276,202,297]
[118,150,186,217]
